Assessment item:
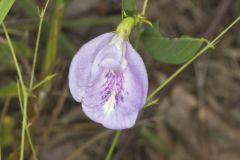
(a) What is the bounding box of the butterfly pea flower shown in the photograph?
[69,17,148,130]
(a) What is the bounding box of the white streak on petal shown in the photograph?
[103,91,116,116]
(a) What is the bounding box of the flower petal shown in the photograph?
[102,67,146,129]
[69,33,148,130]
[69,32,114,102]
[102,42,148,129]
[82,41,148,129]
[125,42,148,106]
[82,69,109,123]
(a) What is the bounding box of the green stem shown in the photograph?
[141,0,148,15]
[19,93,28,160]
[105,131,121,160]
[17,82,37,160]
[134,0,149,49]
[3,23,29,160]
[26,127,37,160]
[29,0,50,88]
[144,98,159,108]
[31,74,56,91]
[211,16,240,44]
[2,24,25,88]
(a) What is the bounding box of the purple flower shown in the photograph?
[69,32,148,130]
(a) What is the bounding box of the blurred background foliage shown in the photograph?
[0,0,240,160]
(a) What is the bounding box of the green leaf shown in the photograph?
[0,0,15,25]
[0,82,18,97]
[122,0,136,16]
[142,25,205,64]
